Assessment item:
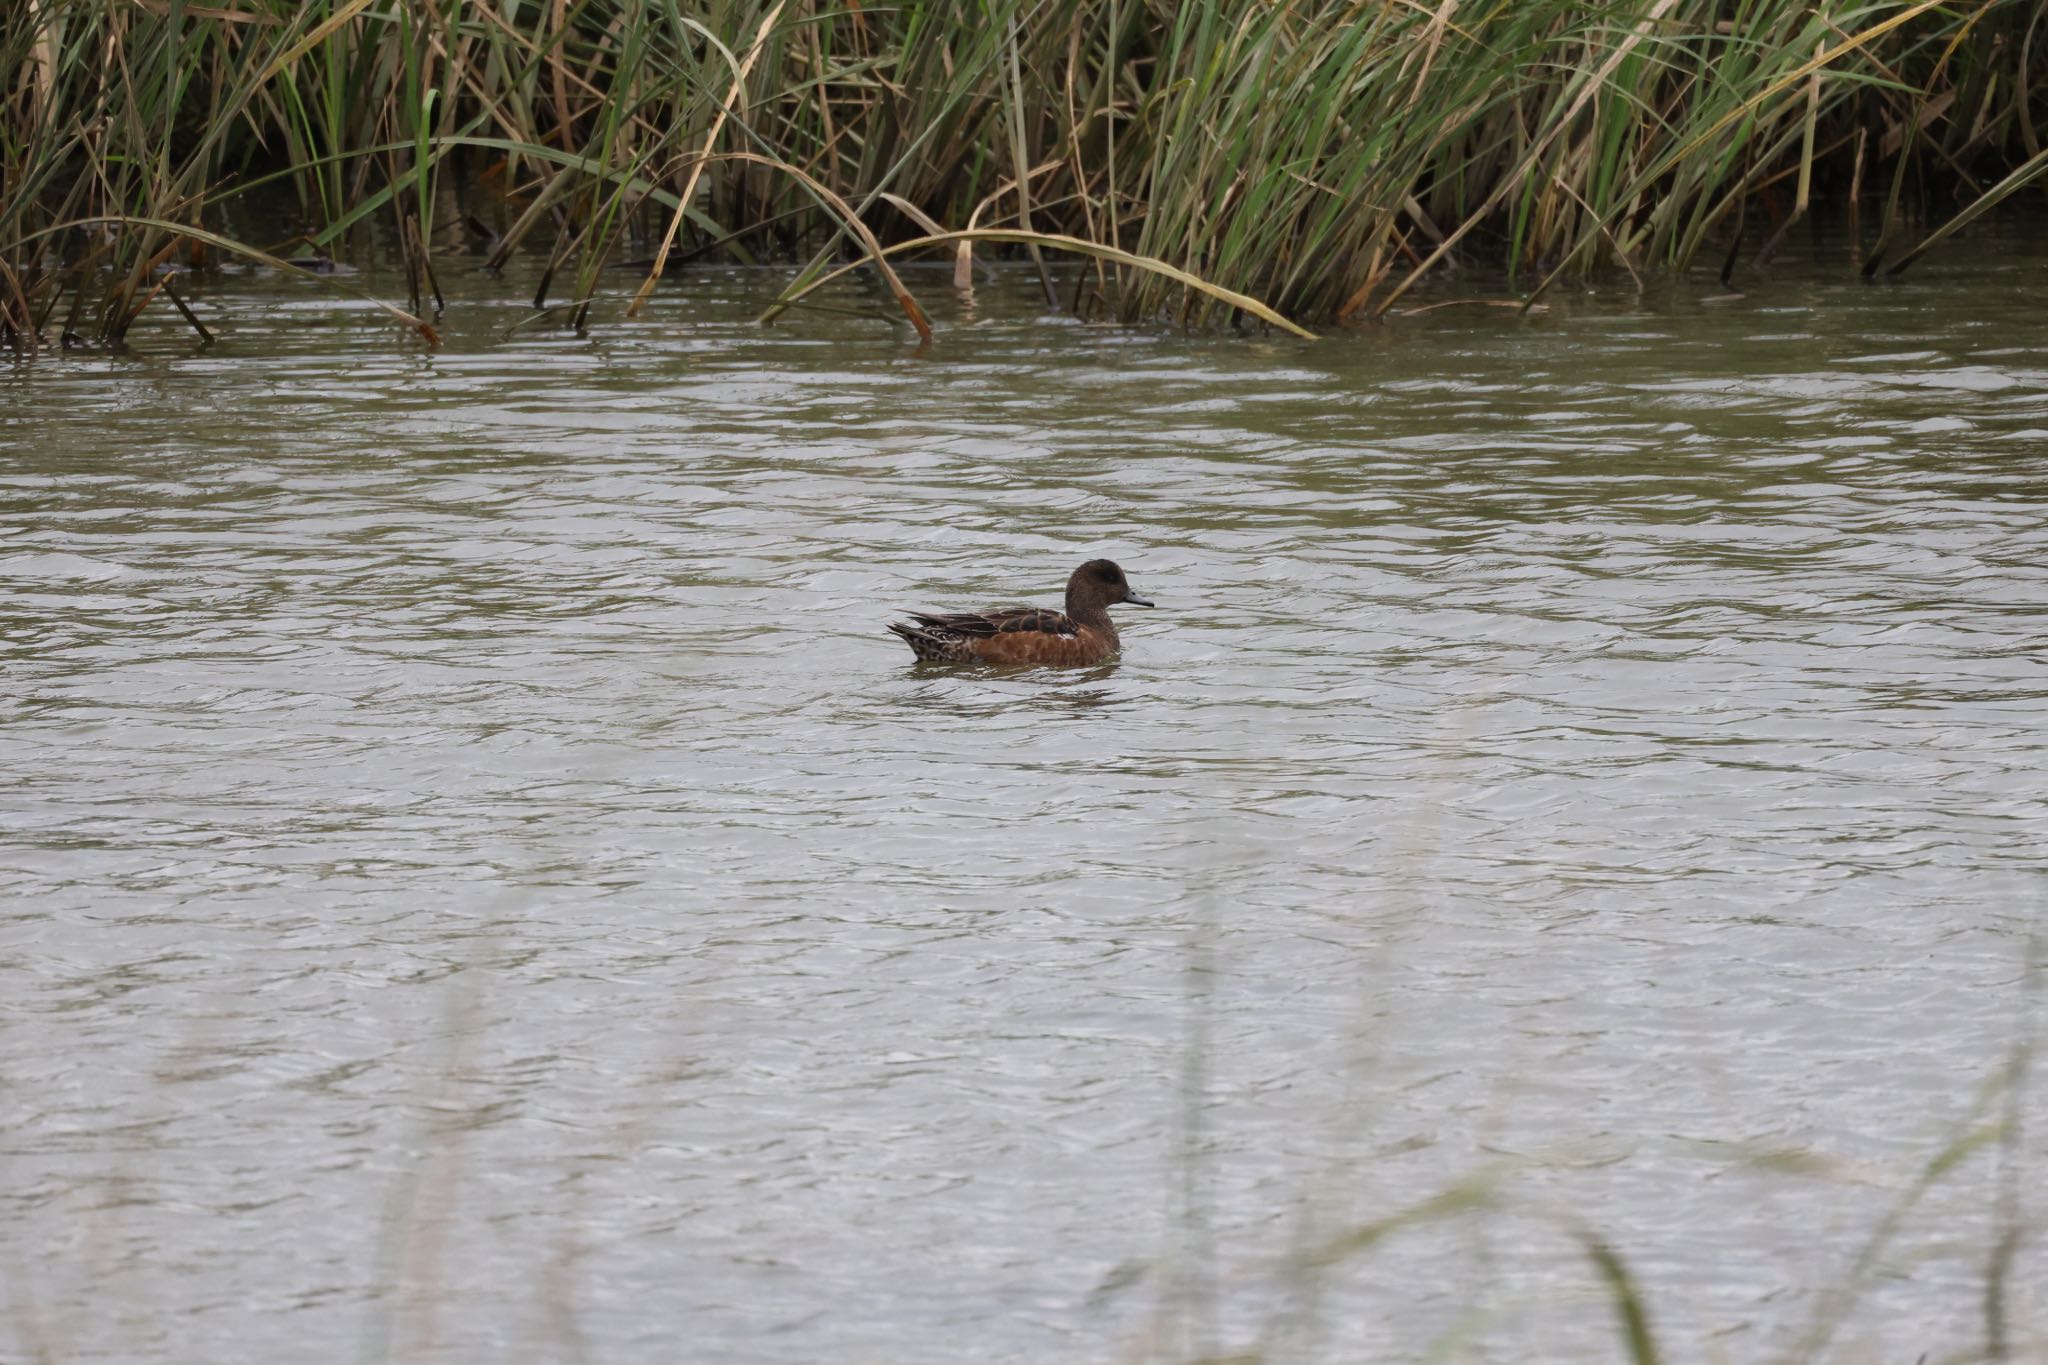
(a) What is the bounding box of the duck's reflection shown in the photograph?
[895,660,1127,718]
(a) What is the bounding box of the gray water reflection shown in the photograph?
[3,241,2047,1363]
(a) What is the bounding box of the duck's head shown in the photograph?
[1067,559,1154,618]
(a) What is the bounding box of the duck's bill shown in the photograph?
[1123,593,1156,608]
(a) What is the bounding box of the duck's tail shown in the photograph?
[888,620,961,663]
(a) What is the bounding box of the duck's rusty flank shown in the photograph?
[888,559,1155,666]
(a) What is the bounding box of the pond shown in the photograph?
[3,228,2046,1362]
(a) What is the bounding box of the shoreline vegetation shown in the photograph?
[3,0,2045,352]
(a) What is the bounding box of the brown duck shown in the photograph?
[888,559,1155,666]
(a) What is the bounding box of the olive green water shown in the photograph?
[3,235,2046,1363]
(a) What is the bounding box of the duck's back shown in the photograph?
[909,607,1075,639]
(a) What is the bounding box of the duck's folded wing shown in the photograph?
[909,608,1078,638]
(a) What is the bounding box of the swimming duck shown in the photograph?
[888,559,1155,666]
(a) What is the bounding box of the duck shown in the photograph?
[888,559,1155,666]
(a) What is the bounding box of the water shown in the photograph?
[4,236,2046,1363]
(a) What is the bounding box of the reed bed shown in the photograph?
[3,0,2044,350]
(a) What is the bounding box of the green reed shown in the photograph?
[3,0,2043,350]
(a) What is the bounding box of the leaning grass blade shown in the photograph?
[1885,143,2048,276]
[1781,1074,2009,1365]
[762,227,1317,340]
[1573,1227,1662,1365]
[875,192,948,238]
[35,216,439,347]
[625,2,783,319]
[256,0,379,86]
[704,151,930,342]
[161,274,213,343]
[1292,1173,1503,1270]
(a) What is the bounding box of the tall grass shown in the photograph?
[3,0,2044,350]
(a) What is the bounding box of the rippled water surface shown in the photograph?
[4,238,2047,1363]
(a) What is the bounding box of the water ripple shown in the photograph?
[3,251,2047,1362]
